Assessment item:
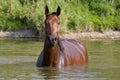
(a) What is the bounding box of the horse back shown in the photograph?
[60,39,88,66]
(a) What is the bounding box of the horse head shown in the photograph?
[44,6,61,47]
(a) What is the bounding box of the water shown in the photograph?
[0,39,120,80]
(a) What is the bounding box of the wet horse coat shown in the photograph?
[36,6,88,67]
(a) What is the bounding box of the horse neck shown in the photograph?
[43,39,60,67]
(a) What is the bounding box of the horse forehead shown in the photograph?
[46,15,59,31]
[47,15,59,23]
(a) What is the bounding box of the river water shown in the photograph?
[0,39,120,80]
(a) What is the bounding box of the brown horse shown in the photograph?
[36,6,88,67]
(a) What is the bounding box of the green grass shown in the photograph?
[0,0,120,32]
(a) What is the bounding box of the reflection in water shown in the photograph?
[38,67,60,79]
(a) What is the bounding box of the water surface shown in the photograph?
[0,39,120,80]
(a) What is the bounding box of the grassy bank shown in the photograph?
[0,0,120,32]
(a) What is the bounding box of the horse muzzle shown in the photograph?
[47,35,57,47]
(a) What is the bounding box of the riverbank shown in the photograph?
[0,30,120,40]
[0,30,38,39]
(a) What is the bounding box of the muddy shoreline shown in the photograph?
[0,30,120,40]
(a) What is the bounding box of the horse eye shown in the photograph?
[58,22,60,25]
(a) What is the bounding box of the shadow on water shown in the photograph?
[36,65,90,80]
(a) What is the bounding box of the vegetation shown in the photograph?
[0,0,120,32]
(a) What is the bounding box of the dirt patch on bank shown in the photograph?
[61,31,120,40]
[0,30,120,40]
[0,30,38,39]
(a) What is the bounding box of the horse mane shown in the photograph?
[58,39,64,52]
[51,12,57,15]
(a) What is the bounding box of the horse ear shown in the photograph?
[56,6,61,16]
[45,5,49,16]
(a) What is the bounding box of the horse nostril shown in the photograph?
[52,37,57,41]
[47,36,50,41]
[55,37,57,41]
